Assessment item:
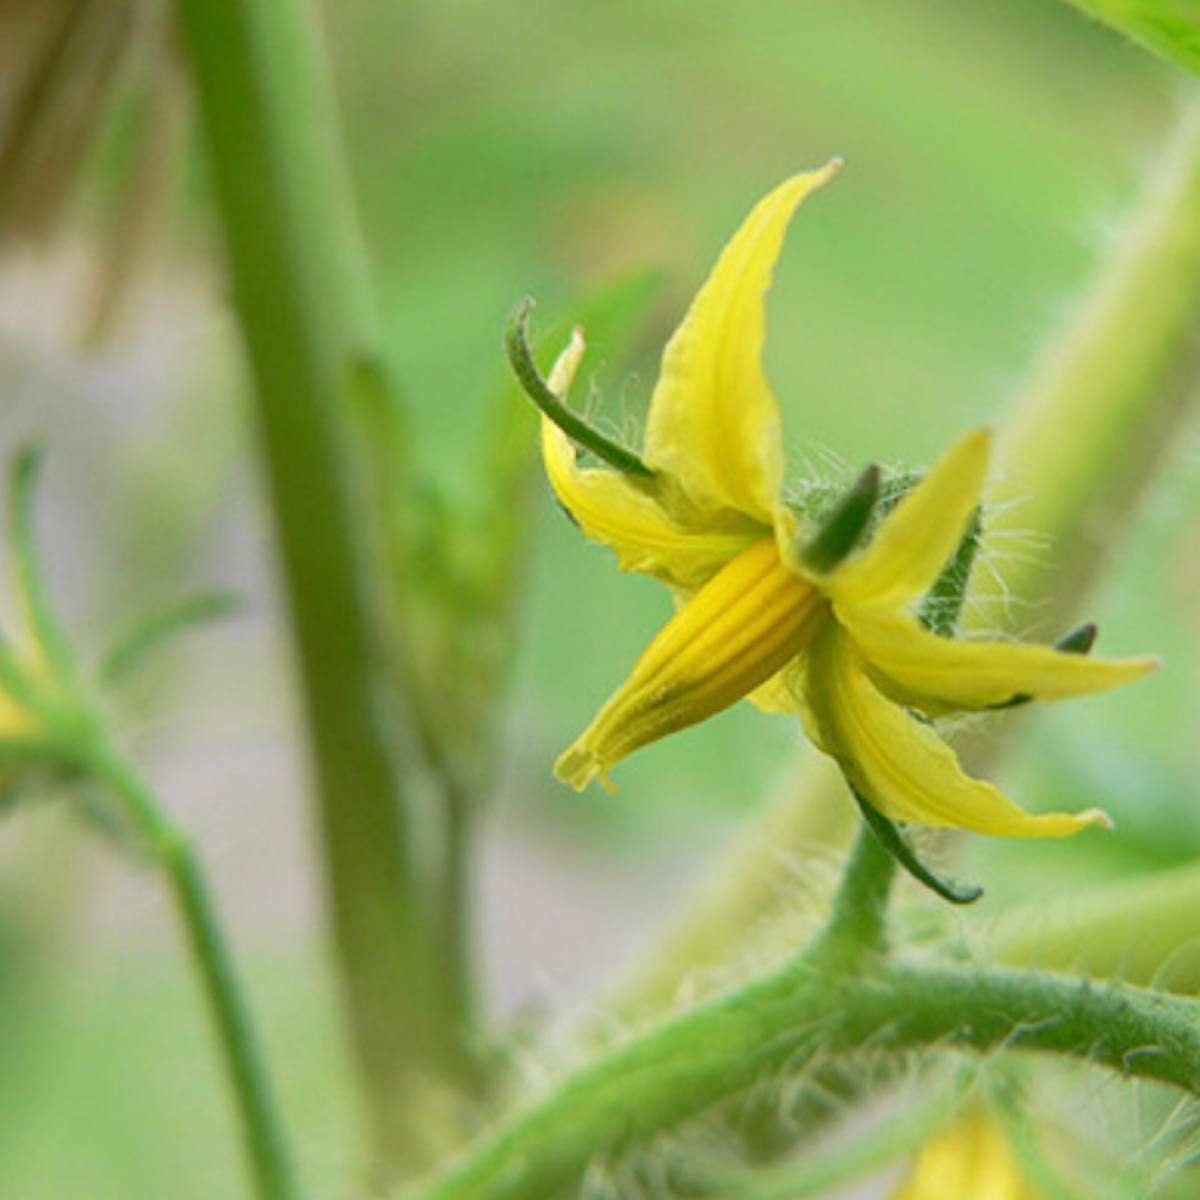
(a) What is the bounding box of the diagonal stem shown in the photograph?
[412,957,1200,1200]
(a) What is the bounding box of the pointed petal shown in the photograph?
[843,608,1158,712]
[802,628,1110,837]
[829,428,990,611]
[643,164,841,524]
[555,538,827,790]
[540,333,759,590]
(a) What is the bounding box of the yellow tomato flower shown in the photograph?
[541,165,1155,836]
[891,1111,1045,1200]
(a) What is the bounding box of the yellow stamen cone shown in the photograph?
[556,538,828,790]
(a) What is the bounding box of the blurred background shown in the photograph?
[0,0,1196,1195]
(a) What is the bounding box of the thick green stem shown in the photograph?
[413,958,1200,1200]
[91,745,299,1200]
[173,0,444,1155]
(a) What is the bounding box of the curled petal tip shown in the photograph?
[547,329,587,396]
[1081,807,1115,831]
[554,743,615,793]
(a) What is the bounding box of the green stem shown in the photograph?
[173,0,444,1155]
[413,961,1200,1200]
[90,744,299,1200]
[808,820,896,964]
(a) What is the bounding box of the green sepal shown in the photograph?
[98,591,242,687]
[1053,620,1097,656]
[505,297,654,478]
[916,504,982,636]
[800,464,881,572]
[851,785,984,905]
[9,444,74,681]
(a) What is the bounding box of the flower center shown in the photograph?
[555,537,829,790]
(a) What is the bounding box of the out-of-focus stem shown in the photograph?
[976,97,1200,637]
[173,0,444,1163]
[90,743,299,1200]
[1061,1,1200,78]
[996,858,1200,991]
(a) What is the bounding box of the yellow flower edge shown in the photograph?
[540,168,1156,838]
[891,1110,1047,1200]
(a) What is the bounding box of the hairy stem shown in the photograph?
[808,820,896,965]
[414,959,1200,1200]
[90,744,299,1200]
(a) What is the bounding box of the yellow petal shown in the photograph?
[842,608,1158,713]
[829,428,990,611]
[746,659,806,714]
[540,333,760,591]
[802,628,1110,837]
[892,1112,1045,1200]
[643,163,841,525]
[556,537,827,790]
